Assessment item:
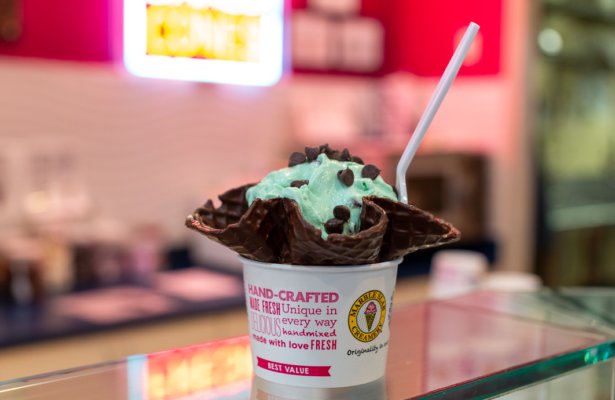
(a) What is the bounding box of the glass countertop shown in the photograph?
[1,290,614,400]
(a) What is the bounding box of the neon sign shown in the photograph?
[124,0,284,86]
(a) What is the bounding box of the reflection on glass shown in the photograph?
[2,292,614,400]
[250,376,386,400]
[128,336,252,400]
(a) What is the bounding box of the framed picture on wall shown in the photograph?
[290,0,385,76]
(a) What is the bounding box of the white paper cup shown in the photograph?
[241,257,401,388]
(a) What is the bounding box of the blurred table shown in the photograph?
[1,289,614,400]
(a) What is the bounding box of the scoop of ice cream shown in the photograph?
[246,152,397,239]
[365,301,377,315]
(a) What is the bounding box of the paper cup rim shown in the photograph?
[239,257,402,273]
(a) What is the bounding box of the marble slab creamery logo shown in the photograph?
[348,290,386,342]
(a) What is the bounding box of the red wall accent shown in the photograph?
[0,0,501,75]
[0,0,114,62]
[383,0,502,76]
[291,0,501,77]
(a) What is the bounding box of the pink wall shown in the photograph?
[0,58,290,244]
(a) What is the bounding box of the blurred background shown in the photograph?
[0,0,614,381]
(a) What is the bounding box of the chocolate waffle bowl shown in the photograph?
[186,146,460,266]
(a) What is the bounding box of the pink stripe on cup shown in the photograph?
[257,357,331,377]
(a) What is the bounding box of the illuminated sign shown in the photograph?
[124,0,284,86]
[128,336,253,400]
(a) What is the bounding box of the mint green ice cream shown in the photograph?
[246,153,398,239]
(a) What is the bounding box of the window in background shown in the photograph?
[535,0,615,285]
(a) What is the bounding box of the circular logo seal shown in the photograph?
[348,290,387,342]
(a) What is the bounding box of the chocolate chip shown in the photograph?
[324,218,344,234]
[290,179,309,188]
[289,152,307,167]
[333,205,351,221]
[319,144,338,159]
[305,146,319,162]
[337,168,354,187]
[330,150,341,161]
[361,164,381,180]
[340,148,351,161]
[351,156,364,165]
